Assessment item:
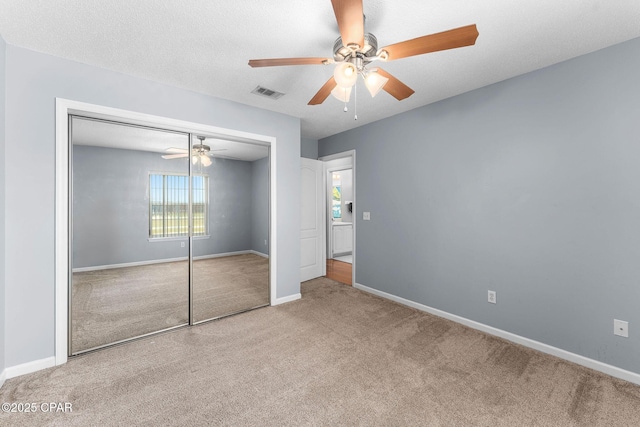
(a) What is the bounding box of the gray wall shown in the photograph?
[251,157,270,255]
[201,157,252,256]
[301,137,318,159]
[0,35,6,377]
[319,37,640,375]
[73,146,261,268]
[73,146,188,267]
[4,45,300,368]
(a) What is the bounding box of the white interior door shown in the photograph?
[300,158,324,282]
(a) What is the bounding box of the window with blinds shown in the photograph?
[149,174,208,238]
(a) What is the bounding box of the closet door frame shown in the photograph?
[55,98,277,365]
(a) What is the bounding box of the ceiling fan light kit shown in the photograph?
[162,136,233,169]
[199,155,212,167]
[364,69,388,97]
[331,85,352,103]
[334,62,358,88]
[248,0,479,115]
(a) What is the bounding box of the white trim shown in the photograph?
[319,150,356,163]
[56,98,278,368]
[5,357,57,380]
[55,100,69,366]
[272,293,301,306]
[269,136,277,307]
[354,282,640,386]
[0,369,6,388]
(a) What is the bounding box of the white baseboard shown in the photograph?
[272,293,301,306]
[354,282,640,386]
[250,250,269,259]
[0,369,6,388]
[73,250,268,272]
[198,250,268,260]
[73,256,188,272]
[5,357,56,380]
[193,250,252,261]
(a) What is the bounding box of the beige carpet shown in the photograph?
[2,277,639,426]
[71,254,268,353]
[192,253,269,322]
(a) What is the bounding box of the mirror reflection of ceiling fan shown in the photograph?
[161,136,240,166]
[249,0,479,105]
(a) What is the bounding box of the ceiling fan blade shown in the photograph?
[376,68,415,101]
[162,153,189,159]
[308,77,338,105]
[379,24,479,61]
[331,0,365,49]
[165,147,188,154]
[249,57,331,67]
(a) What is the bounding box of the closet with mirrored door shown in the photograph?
[69,116,270,355]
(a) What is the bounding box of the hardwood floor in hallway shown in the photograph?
[326,259,352,285]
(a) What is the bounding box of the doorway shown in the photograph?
[321,151,355,286]
[56,99,277,363]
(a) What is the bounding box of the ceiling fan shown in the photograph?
[249,0,479,106]
[161,136,237,167]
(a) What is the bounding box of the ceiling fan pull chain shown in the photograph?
[354,82,358,121]
[343,87,348,112]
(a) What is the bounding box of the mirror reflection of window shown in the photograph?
[149,174,209,238]
[332,173,341,220]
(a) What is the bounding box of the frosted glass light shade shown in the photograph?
[334,62,357,88]
[201,156,212,167]
[364,70,389,97]
[331,85,352,102]
[192,155,198,165]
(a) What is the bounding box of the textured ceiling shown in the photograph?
[1,0,639,140]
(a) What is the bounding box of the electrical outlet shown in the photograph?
[614,319,629,338]
[264,239,267,246]
[488,290,497,304]
[363,212,371,220]
[181,241,185,248]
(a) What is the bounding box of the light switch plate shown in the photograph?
[614,319,629,338]
[363,212,371,220]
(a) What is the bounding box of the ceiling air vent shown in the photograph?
[251,86,285,100]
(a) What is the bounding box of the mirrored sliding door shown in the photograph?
[192,139,270,323]
[70,117,191,354]
[70,117,271,354]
